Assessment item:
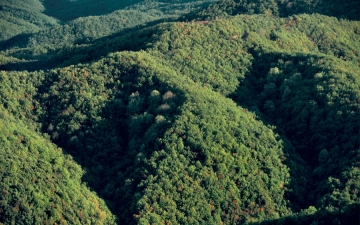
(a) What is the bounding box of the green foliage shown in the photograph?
[248,203,360,225]
[27,10,159,47]
[42,0,141,21]
[0,0,218,70]
[0,0,359,224]
[192,0,360,20]
[23,51,290,224]
[41,0,216,21]
[0,105,116,224]
[0,0,58,41]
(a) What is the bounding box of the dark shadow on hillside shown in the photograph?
[245,203,360,225]
[35,60,187,224]
[229,50,360,211]
[43,0,217,22]
[183,0,360,21]
[43,0,143,21]
[290,0,360,21]
[0,33,32,51]
[1,17,178,72]
[0,58,61,72]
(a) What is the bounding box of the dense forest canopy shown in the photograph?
[191,0,360,20]
[0,0,359,224]
[0,0,57,41]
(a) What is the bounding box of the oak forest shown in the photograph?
[0,0,359,224]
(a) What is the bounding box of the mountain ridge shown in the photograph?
[0,0,359,224]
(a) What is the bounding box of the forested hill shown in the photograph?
[0,0,359,224]
[0,0,57,41]
[190,0,360,20]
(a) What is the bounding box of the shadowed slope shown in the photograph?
[26,51,292,224]
[0,0,57,41]
[0,70,116,224]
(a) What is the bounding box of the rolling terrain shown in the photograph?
[0,0,359,224]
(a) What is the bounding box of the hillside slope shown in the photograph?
[0,72,116,224]
[0,0,58,42]
[0,0,359,224]
[42,0,217,21]
[192,0,360,20]
[7,50,292,224]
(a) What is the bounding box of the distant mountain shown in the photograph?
[191,0,360,20]
[0,0,58,41]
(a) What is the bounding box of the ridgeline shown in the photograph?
[0,0,359,224]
